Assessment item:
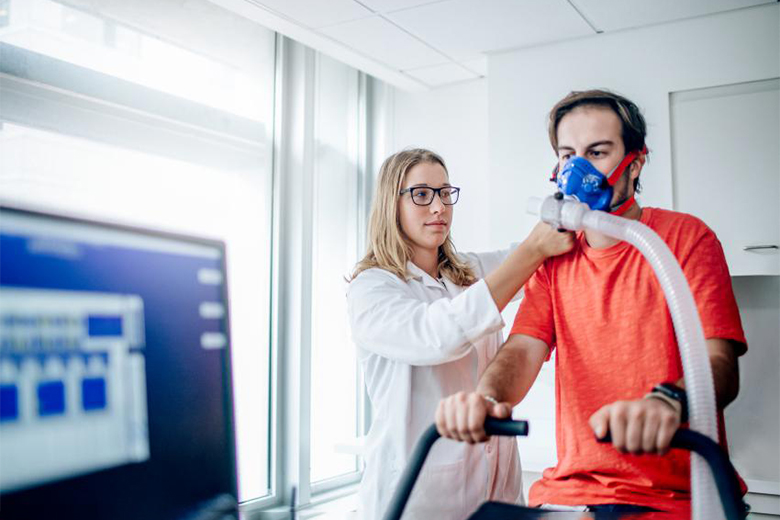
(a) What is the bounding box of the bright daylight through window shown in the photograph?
[0,0,275,501]
[310,54,363,486]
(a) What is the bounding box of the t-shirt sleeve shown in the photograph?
[509,261,555,355]
[680,224,747,354]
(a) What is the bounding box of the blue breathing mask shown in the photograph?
[556,156,613,212]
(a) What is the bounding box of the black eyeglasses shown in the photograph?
[399,186,460,206]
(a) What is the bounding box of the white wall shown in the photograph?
[487,2,780,508]
[728,277,780,478]
[389,78,492,253]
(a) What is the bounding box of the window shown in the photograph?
[1,1,389,509]
[310,54,362,486]
[260,41,385,510]
[0,0,275,501]
[3,0,273,121]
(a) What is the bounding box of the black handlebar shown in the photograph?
[596,430,744,520]
[382,419,528,520]
[383,420,745,520]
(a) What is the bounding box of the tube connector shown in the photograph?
[559,198,588,231]
[527,194,589,231]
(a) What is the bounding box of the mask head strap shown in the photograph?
[610,195,635,216]
[606,145,648,186]
[608,146,647,215]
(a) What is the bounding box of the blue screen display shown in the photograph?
[87,316,124,336]
[0,206,237,520]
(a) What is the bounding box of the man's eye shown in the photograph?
[560,154,572,161]
[590,150,604,157]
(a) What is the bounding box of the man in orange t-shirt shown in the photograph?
[436,89,747,514]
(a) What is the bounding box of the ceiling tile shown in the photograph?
[459,56,487,76]
[571,0,774,32]
[256,0,372,28]
[387,0,595,60]
[358,0,447,13]
[403,62,478,86]
[319,16,449,70]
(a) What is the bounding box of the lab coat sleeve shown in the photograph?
[457,243,518,278]
[458,243,524,302]
[347,270,505,366]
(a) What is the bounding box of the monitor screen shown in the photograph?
[0,205,238,519]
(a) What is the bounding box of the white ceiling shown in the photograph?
[210,0,774,90]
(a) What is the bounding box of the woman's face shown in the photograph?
[398,161,453,258]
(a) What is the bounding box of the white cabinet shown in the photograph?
[670,79,780,276]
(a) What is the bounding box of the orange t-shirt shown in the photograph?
[510,207,747,514]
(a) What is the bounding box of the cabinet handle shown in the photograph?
[743,245,779,251]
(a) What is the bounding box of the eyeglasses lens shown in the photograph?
[410,187,458,206]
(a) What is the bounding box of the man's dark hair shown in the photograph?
[548,89,647,192]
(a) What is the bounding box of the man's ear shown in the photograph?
[629,153,647,180]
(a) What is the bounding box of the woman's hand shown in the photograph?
[435,392,512,444]
[526,221,576,259]
[484,222,574,312]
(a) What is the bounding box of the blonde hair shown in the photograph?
[349,148,477,286]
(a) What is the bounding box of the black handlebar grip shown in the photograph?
[596,429,744,520]
[484,417,529,437]
[382,420,529,520]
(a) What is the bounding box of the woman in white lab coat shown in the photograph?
[347,149,574,520]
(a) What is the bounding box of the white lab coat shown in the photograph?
[347,248,524,520]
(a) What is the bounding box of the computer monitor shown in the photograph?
[0,204,238,520]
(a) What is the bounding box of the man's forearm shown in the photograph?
[477,335,548,405]
[675,338,741,410]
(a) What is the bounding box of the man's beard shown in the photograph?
[609,174,632,211]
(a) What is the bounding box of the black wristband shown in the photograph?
[652,383,688,423]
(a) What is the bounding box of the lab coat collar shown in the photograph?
[406,261,448,290]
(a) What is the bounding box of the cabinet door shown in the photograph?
[670,79,779,276]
